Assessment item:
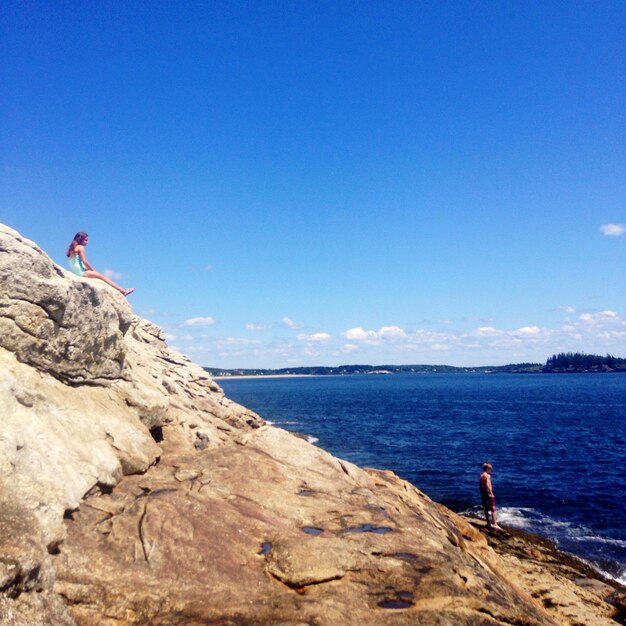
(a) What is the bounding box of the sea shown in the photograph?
[219,373,626,585]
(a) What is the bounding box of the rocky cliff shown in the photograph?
[0,224,621,625]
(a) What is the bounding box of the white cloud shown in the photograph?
[103,268,123,280]
[179,310,626,368]
[579,310,619,326]
[185,345,210,353]
[343,327,379,342]
[164,331,194,341]
[217,338,262,346]
[511,326,541,337]
[340,343,359,353]
[184,316,216,326]
[580,310,619,323]
[282,317,304,329]
[476,326,502,337]
[246,323,271,331]
[379,325,407,340]
[342,326,407,342]
[431,343,449,351]
[600,223,626,236]
[297,332,332,342]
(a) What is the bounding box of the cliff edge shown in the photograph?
[0,224,620,625]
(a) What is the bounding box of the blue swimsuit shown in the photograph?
[68,255,87,276]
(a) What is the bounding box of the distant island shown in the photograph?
[543,352,626,373]
[206,352,626,377]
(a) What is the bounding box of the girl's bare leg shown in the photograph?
[83,270,134,296]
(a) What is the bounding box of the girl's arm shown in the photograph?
[76,245,95,271]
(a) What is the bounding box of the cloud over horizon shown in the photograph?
[297,332,332,342]
[246,323,271,331]
[167,308,626,369]
[184,316,216,326]
[103,268,123,280]
[282,316,304,329]
[600,223,626,236]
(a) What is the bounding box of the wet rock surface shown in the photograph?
[0,224,622,625]
[474,520,626,625]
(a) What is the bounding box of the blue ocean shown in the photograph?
[219,373,626,584]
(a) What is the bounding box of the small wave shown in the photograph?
[289,431,319,445]
[497,507,536,529]
[495,507,626,585]
[570,535,626,548]
[573,557,626,587]
[498,509,623,544]
[266,419,317,444]
[498,507,581,533]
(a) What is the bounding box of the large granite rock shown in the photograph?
[0,224,620,625]
[0,226,131,384]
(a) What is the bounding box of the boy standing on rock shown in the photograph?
[480,463,502,530]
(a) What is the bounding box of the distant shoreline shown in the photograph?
[206,365,544,377]
[213,374,316,380]
[204,354,626,378]
[210,369,626,379]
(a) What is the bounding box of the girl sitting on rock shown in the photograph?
[66,232,135,296]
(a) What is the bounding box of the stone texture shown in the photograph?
[53,441,556,625]
[0,224,621,625]
[0,225,132,384]
[480,522,623,626]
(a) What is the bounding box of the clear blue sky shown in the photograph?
[2,1,624,368]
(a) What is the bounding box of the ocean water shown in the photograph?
[219,373,626,584]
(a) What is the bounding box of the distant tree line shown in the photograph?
[543,352,626,373]
[204,363,545,376]
[205,355,626,377]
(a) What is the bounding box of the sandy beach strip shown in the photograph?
[211,374,316,380]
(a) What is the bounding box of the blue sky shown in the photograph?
[2,1,624,368]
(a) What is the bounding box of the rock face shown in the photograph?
[0,227,131,384]
[0,224,619,625]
